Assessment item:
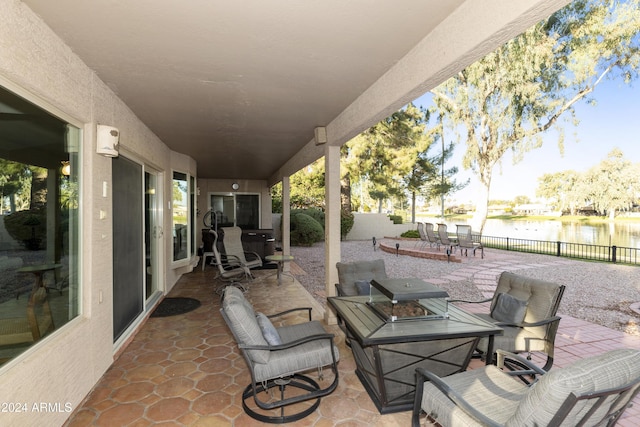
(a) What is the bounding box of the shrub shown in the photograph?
[303,208,325,228]
[290,213,324,246]
[291,208,325,229]
[341,209,354,240]
[388,214,403,224]
[401,230,419,238]
[4,209,47,250]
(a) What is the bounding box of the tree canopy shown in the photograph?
[538,148,640,219]
[430,0,640,232]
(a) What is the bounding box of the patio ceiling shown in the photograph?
[21,0,570,184]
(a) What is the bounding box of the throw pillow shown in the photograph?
[354,279,371,295]
[491,293,528,324]
[256,312,282,346]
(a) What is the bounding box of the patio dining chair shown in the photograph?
[220,285,339,423]
[456,224,484,258]
[412,348,640,427]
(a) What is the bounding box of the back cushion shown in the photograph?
[491,293,528,324]
[222,287,269,364]
[494,272,562,324]
[336,259,387,289]
[507,349,640,427]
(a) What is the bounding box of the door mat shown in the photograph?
[253,263,278,270]
[151,297,201,318]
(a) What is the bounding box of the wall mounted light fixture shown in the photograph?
[61,161,71,176]
[231,182,239,191]
[96,124,120,157]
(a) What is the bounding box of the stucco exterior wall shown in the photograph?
[345,213,416,241]
[0,1,196,425]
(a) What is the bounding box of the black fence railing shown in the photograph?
[480,235,640,266]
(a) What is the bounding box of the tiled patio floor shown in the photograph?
[64,258,640,426]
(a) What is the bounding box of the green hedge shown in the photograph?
[290,213,324,246]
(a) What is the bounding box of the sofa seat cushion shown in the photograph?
[475,313,547,354]
[421,365,528,427]
[252,320,339,383]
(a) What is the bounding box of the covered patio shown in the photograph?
[64,251,640,426]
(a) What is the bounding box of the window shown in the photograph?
[172,171,196,263]
[209,193,260,229]
[0,86,80,365]
[172,171,189,262]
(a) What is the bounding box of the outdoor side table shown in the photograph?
[264,255,295,285]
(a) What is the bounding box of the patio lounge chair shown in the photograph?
[220,285,339,423]
[424,222,441,249]
[220,226,263,273]
[456,224,484,258]
[210,230,252,291]
[452,271,565,370]
[416,222,439,250]
[412,348,640,427]
[436,223,457,254]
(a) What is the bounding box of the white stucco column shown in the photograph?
[282,176,291,272]
[324,145,340,324]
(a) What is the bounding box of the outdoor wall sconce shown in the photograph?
[231,182,239,191]
[96,124,120,157]
[61,160,70,176]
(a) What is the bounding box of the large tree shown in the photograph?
[583,148,640,220]
[431,0,640,232]
[343,103,437,214]
[536,170,583,214]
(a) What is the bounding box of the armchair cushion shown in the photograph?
[222,286,270,364]
[253,320,340,383]
[491,293,528,324]
[421,365,528,426]
[508,348,640,426]
[336,259,387,296]
[256,312,282,346]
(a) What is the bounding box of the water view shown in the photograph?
[419,217,640,249]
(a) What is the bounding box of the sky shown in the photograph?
[412,79,640,204]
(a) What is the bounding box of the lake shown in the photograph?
[417,217,640,248]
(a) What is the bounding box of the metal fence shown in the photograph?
[480,235,640,266]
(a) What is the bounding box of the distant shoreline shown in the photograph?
[417,213,640,223]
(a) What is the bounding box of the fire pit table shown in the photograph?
[328,277,502,413]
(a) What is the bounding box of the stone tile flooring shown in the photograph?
[64,257,640,426]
